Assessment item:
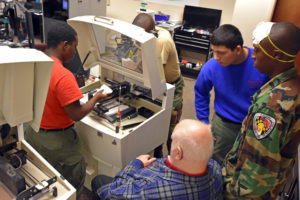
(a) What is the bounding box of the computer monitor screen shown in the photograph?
[43,0,68,20]
[62,0,68,10]
[183,6,222,31]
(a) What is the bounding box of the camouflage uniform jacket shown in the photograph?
[223,67,300,199]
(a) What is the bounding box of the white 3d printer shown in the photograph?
[0,47,76,199]
[67,16,175,188]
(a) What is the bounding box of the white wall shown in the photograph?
[232,0,276,46]
[107,0,276,47]
[69,0,106,18]
[107,0,236,24]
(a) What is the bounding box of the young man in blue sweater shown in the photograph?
[194,24,269,165]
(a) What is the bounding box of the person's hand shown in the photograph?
[93,89,110,101]
[136,154,156,167]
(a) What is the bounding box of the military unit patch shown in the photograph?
[253,113,276,139]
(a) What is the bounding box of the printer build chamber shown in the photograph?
[67,16,175,188]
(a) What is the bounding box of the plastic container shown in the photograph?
[154,14,170,22]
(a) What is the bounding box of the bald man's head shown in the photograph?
[132,13,155,33]
[171,119,213,162]
[270,22,300,56]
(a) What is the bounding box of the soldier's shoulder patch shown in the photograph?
[253,113,276,140]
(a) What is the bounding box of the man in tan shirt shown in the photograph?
[133,13,184,157]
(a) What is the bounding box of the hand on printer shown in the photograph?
[99,84,113,95]
[136,154,156,168]
[93,89,111,102]
[87,85,113,101]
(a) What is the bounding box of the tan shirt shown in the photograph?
[156,27,181,83]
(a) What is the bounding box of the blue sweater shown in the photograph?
[194,47,269,124]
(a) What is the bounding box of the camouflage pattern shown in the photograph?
[223,67,300,199]
[167,75,184,152]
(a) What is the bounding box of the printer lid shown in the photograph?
[0,46,53,131]
[67,16,167,99]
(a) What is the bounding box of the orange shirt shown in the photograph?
[40,57,83,129]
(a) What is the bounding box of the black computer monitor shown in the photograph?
[183,6,222,31]
[43,0,68,20]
